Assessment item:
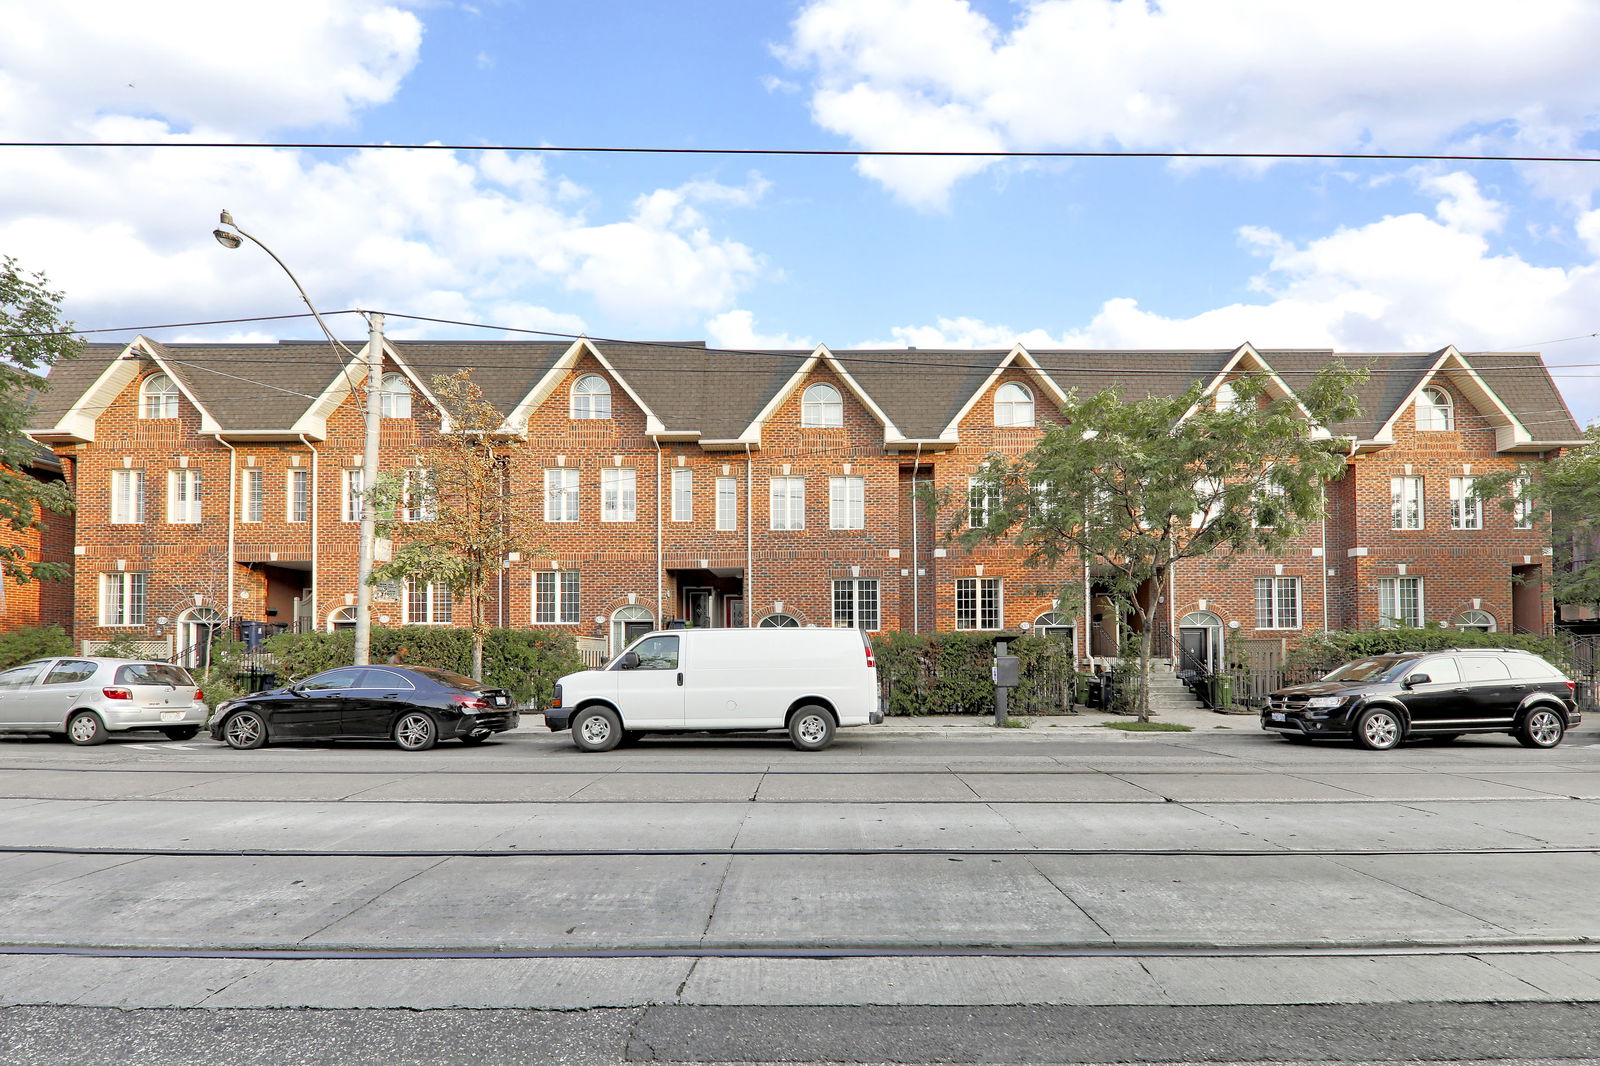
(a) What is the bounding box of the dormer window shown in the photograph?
[141,373,179,419]
[572,374,611,419]
[802,384,842,427]
[1416,386,1453,431]
[1213,381,1241,412]
[994,382,1034,427]
[379,373,412,418]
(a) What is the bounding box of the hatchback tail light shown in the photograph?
[194,689,204,702]
[102,687,132,700]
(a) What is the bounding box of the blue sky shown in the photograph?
[3,0,1599,428]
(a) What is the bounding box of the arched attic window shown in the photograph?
[1213,381,1241,412]
[571,374,612,419]
[141,373,179,419]
[758,612,800,627]
[379,373,412,418]
[802,384,842,427]
[1416,386,1454,431]
[994,382,1034,427]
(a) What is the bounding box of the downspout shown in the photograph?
[299,434,319,632]
[213,435,238,622]
[1319,482,1329,634]
[655,441,663,627]
[911,443,922,634]
[744,443,754,620]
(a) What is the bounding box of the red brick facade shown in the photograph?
[0,461,73,635]
[30,338,1576,664]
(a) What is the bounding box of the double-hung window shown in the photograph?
[1378,576,1424,628]
[671,469,692,522]
[1254,576,1301,629]
[533,570,580,624]
[601,467,637,522]
[100,572,148,626]
[715,477,738,531]
[404,469,437,523]
[405,579,452,624]
[1512,477,1533,529]
[544,468,579,522]
[956,577,1003,630]
[967,477,998,528]
[829,476,864,530]
[241,469,264,523]
[1391,476,1423,530]
[287,469,310,523]
[110,470,145,524]
[342,468,365,523]
[770,477,805,530]
[832,578,879,630]
[1449,476,1482,530]
[167,469,201,524]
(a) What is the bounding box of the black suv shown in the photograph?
[1263,648,1580,750]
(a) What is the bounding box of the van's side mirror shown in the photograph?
[1403,673,1431,689]
[616,651,641,670]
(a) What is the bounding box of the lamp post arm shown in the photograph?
[220,224,362,364]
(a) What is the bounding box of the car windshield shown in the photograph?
[115,663,194,687]
[407,666,482,690]
[1322,658,1415,683]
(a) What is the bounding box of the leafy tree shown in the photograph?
[1476,425,1600,613]
[371,370,535,680]
[960,366,1363,720]
[1,255,82,584]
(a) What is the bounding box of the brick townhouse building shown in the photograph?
[0,442,74,635]
[23,335,1584,671]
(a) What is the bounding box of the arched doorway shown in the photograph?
[1178,610,1224,675]
[610,605,653,655]
[757,613,800,628]
[1032,611,1076,655]
[177,606,225,669]
[1455,609,1497,632]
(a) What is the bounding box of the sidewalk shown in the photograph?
[872,703,1255,735]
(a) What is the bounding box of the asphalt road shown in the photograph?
[2,718,1598,1064]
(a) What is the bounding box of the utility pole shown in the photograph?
[353,312,384,666]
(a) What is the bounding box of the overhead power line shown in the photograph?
[4,141,1600,165]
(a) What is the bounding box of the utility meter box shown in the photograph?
[992,655,1020,688]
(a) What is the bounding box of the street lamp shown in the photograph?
[212,209,384,666]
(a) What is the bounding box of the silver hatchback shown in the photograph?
[0,657,209,745]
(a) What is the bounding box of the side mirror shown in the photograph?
[1403,673,1431,689]
[616,651,641,670]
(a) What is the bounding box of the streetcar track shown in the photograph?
[2,763,1597,777]
[5,844,1598,858]
[4,939,1599,961]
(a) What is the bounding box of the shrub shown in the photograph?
[1286,625,1573,674]
[0,624,72,669]
[872,630,1069,716]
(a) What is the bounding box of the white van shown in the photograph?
[546,627,883,751]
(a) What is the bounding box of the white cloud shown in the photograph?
[782,0,1600,206]
[706,310,813,351]
[867,173,1600,426]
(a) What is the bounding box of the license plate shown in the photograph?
[1270,712,1286,722]
[492,696,508,707]
[160,710,183,722]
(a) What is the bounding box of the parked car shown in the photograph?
[1262,648,1580,750]
[0,657,208,745]
[209,665,519,751]
[547,627,883,752]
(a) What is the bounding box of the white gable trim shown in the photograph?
[937,346,1064,439]
[291,342,373,439]
[1175,343,1329,438]
[1368,346,1530,451]
[739,345,903,447]
[42,337,225,442]
[504,339,668,437]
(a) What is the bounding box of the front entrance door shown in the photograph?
[685,588,714,629]
[1179,628,1211,675]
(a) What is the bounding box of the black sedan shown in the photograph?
[210,666,520,751]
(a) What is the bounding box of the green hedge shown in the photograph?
[0,624,72,670]
[262,626,584,708]
[870,631,1077,716]
[1285,626,1574,673]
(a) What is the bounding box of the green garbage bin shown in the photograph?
[1213,674,1234,709]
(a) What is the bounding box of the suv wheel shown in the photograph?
[1354,707,1402,751]
[1516,707,1565,749]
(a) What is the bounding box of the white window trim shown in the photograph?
[379,372,412,419]
[715,477,737,532]
[1254,576,1302,630]
[1449,476,1483,530]
[829,476,864,530]
[111,469,145,525]
[994,382,1034,427]
[403,468,437,523]
[404,579,453,625]
[1416,387,1454,431]
[533,570,581,625]
[140,374,179,419]
[99,572,148,627]
[968,477,997,529]
[955,576,1004,631]
[831,577,880,631]
[801,384,843,427]
[287,468,310,524]
[241,468,264,524]
[1390,476,1424,530]
[1512,477,1533,530]
[601,467,637,523]
[1378,576,1425,629]
[166,468,201,525]
[544,468,579,523]
[571,374,612,420]
[342,468,365,524]
[671,468,693,523]
[770,476,805,530]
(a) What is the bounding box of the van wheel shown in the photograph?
[789,706,836,751]
[1354,708,1401,751]
[573,707,622,752]
[66,712,107,746]
[1517,708,1565,748]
